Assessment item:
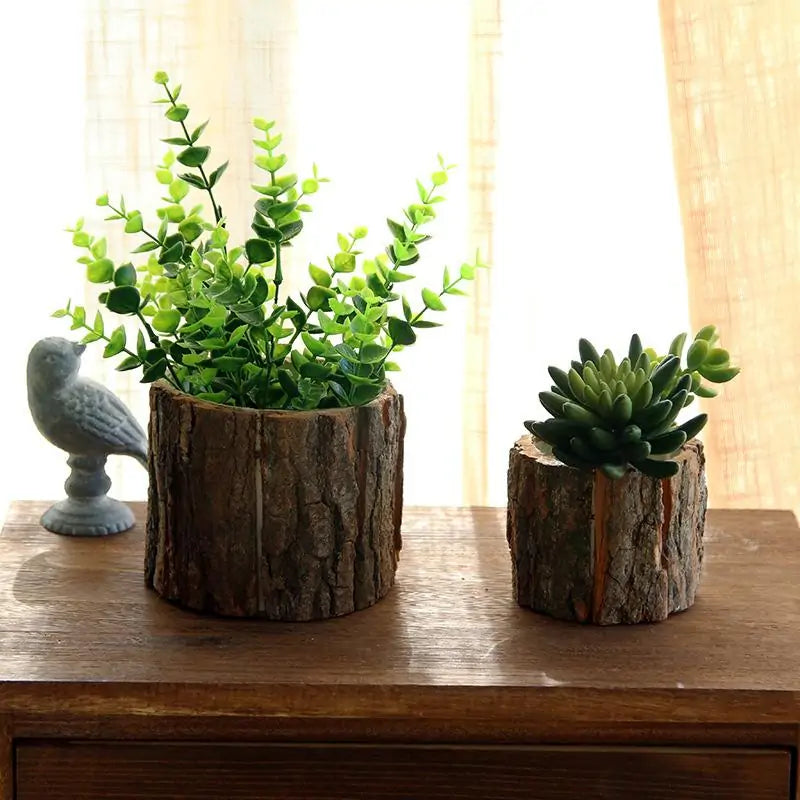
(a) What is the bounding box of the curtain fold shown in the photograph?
[660,0,800,517]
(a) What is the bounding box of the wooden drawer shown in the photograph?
[15,741,791,799]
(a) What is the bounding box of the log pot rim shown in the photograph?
[150,379,399,419]
[514,434,701,475]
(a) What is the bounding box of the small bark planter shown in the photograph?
[145,381,405,620]
[507,436,707,625]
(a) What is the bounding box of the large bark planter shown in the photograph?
[145,381,405,620]
[507,435,707,625]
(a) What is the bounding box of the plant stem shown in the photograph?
[163,85,222,225]
[274,245,283,306]
[108,203,161,245]
[136,310,182,388]
[67,312,138,359]
[378,275,465,371]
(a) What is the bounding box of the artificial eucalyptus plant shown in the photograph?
[526,326,739,479]
[55,71,484,409]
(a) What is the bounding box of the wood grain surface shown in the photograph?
[507,437,707,624]
[0,503,799,729]
[15,742,791,800]
[146,382,405,620]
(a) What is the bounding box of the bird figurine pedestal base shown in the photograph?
[506,435,708,625]
[41,454,134,537]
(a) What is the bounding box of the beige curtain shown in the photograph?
[660,0,800,517]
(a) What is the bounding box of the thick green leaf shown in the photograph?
[87,258,114,284]
[169,179,189,202]
[124,214,143,234]
[152,309,181,333]
[103,326,127,358]
[189,120,208,143]
[686,339,709,371]
[165,105,189,122]
[132,241,159,254]
[116,355,141,372]
[279,220,303,241]
[267,200,296,220]
[105,286,141,314]
[309,263,331,287]
[411,320,442,329]
[388,317,416,346]
[307,285,336,311]
[208,161,228,188]
[333,252,356,273]
[422,288,446,311]
[178,220,203,242]
[211,356,248,371]
[114,263,137,287]
[253,224,283,244]
[387,218,406,241]
[301,331,328,357]
[245,238,275,264]
[299,361,333,379]
[278,369,299,397]
[180,173,206,189]
[141,359,167,383]
[359,343,389,364]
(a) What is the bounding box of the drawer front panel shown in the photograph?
[16,742,791,800]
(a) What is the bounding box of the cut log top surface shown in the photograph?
[0,502,799,724]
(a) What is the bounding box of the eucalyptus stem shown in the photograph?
[67,311,138,359]
[379,275,466,371]
[108,203,160,245]
[163,85,222,225]
[136,310,181,388]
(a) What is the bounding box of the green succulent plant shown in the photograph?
[525,325,739,479]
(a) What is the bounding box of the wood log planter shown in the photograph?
[507,436,708,625]
[145,381,405,621]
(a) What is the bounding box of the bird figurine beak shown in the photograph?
[73,342,87,356]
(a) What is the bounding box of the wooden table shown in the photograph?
[0,502,798,799]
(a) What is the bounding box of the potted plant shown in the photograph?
[55,71,485,620]
[507,328,739,625]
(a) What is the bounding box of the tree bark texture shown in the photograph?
[145,382,405,620]
[507,436,707,625]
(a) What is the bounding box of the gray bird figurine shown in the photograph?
[27,336,148,536]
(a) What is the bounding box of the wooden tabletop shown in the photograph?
[0,502,798,727]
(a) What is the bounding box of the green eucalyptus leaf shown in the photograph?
[152,309,181,333]
[178,220,202,242]
[180,173,206,189]
[114,263,137,287]
[307,285,336,311]
[116,355,142,372]
[124,213,143,234]
[333,252,356,272]
[299,361,333,380]
[309,264,331,287]
[165,104,190,122]
[422,288,446,311]
[245,238,275,264]
[267,200,296,220]
[103,326,127,358]
[208,161,228,188]
[388,317,416,346]
[87,258,114,284]
[106,286,141,315]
